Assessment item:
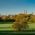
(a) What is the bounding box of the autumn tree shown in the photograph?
[12,14,32,31]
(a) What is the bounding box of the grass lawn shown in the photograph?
[0,22,14,31]
[0,22,35,31]
[28,23,35,30]
[0,24,13,31]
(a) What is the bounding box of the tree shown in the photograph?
[12,14,32,31]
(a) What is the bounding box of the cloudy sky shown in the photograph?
[0,0,35,15]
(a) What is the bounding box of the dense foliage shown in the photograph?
[12,14,32,31]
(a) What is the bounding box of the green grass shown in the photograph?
[0,22,35,31]
[0,22,14,31]
[0,24,13,31]
[28,23,35,30]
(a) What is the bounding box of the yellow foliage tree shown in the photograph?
[12,14,32,31]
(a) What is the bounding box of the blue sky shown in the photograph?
[0,0,35,15]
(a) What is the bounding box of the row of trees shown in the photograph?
[0,16,15,22]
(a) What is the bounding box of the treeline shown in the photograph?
[0,17,15,22]
[0,13,35,23]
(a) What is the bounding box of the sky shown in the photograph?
[0,0,35,15]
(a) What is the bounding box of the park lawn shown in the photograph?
[0,23,14,31]
[28,23,35,30]
[0,22,35,31]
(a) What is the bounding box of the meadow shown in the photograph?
[0,22,14,31]
[0,22,35,31]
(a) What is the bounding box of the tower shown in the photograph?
[26,10,27,14]
[24,10,25,14]
[31,12,33,16]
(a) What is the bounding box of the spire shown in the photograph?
[32,12,33,15]
[24,10,25,14]
[26,10,27,14]
[0,13,1,16]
